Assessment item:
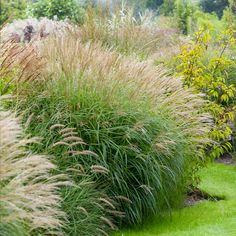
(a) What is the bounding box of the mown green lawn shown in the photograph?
[114,163,236,236]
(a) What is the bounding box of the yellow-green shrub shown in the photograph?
[177,28,236,159]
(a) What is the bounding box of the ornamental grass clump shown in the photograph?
[0,108,66,236]
[0,33,119,236]
[7,32,212,229]
[79,7,181,59]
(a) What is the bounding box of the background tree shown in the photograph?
[0,0,27,25]
[146,0,164,9]
[28,0,85,23]
[200,0,229,18]
[175,0,195,34]
[160,0,176,15]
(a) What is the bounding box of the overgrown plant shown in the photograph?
[177,28,236,159]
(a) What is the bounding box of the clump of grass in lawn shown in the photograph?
[6,32,212,231]
[0,108,66,236]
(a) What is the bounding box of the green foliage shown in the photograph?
[175,0,196,35]
[160,0,175,16]
[0,0,27,25]
[177,28,236,159]
[200,0,229,18]
[0,222,28,236]
[193,10,224,36]
[222,0,236,31]
[61,182,114,235]
[146,0,164,9]
[27,0,85,23]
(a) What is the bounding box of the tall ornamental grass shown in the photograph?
[79,7,182,59]
[7,33,212,228]
[0,108,65,236]
[0,36,118,236]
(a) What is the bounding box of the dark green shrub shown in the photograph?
[27,0,85,23]
[200,0,229,18]
[146,0,163,9]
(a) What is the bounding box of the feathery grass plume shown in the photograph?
[0,18,73,43]
[42,124,118,235]
[11,33,213,227]
[78,6,182,59]
[0,39,44,96]
[0,108,66,235]
[41,34,211,139]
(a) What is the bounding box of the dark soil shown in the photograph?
[215,153,235,165]
[184,188,223,207]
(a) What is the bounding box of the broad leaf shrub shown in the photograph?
[7,33,212,230]
[27,0,85,24]
[0,108,66,236]
[176,28,236,159]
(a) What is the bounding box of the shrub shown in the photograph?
[222,1,236,31]
[27,0,85,24]
[8,33,211,227]
[0,0,27,25]
[176,28,236,159]
[146,0,163,9]
[193,10,224,36]
[0,108,65,235]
